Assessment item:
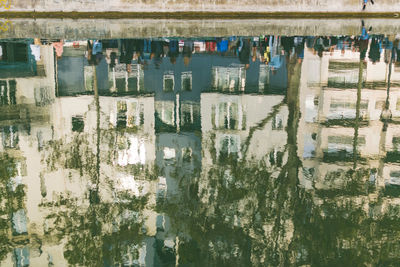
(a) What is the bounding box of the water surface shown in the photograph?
[1,28,400,266]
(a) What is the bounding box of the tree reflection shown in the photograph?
[155,43,400,266]
[40,67,152,266]
[0,153,24,262]
[3,36,400,266]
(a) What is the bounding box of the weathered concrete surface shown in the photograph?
[2,0,400,13]
[0,19,400,39]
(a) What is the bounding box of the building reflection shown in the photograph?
[299,37,400,189]
[1,34,400,266]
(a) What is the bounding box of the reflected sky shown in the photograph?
[1,27,400,266]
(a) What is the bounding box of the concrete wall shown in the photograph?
[1,19,400,39]
[5,0,400,12]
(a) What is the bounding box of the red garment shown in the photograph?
[52,41,64,57]
[206,41,216,52]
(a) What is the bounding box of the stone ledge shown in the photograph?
[1,0,400,13]
[0,18,399,39]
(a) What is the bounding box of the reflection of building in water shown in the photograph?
[291,44,400,266]
[201,93,287,163]
[57,41,145,96]
[109,63,144,94]
[4,37,400,266]
[0,40,43,79]
[49,93,158,266]
[0,40,55,125]
[2,40,295,266]
[0,41,161,266]
[212,65,246,92]
[195,87,291,266]
[143,54,205,264]
[54,41,291,265]
[298,47,400,194]
[198,90,289,238]
[57,42,107,96]
[0,41,63,267]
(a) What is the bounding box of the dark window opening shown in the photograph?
[72,116,84,132]
[0,43,28,63]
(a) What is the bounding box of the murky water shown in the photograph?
[1,25,400,266]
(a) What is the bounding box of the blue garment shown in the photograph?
[142,39,151,60]
[297,49,304,59]
[237,38,244,52]
[269,55,282,69]
[337,40,345,50]
[383,38,393,49]
[217,40,228,52]
[361,27,369,41]
[92,41,102,55]
[143,39,151,53]
[169,40,178,53]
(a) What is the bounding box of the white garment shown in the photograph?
[194,41,206,52]
[30,44,41,61]
[0,45,3,57]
